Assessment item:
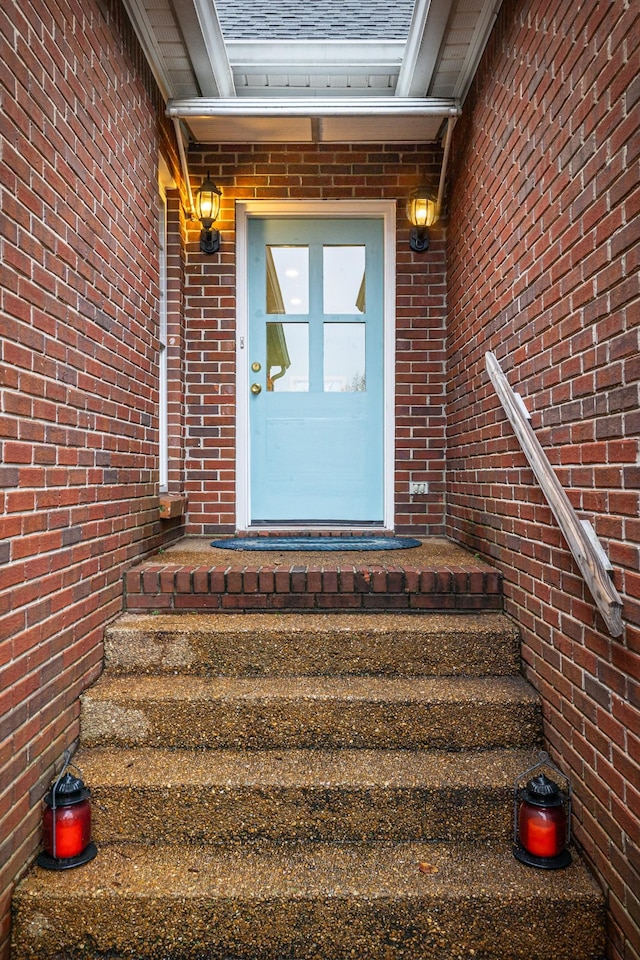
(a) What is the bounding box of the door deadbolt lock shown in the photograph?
[251,361,261,372]
[250,383,262,395]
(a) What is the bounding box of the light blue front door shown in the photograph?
[248,217,384,523]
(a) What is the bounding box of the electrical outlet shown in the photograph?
[410,482,428,495]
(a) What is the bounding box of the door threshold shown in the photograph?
[243,524,393,536]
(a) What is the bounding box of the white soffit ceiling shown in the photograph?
[180,117,447,145]
[169,99,456,143]
[122,0,503,143]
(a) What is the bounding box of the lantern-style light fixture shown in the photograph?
[195,172,222,254]
[406,185,439,252]
[513,752,572,869]
[37,751,97,871]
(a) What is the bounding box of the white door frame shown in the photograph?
[235,199,396,531]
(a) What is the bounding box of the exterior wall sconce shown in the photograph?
[406,185,439,252]
[196,172,222,253]
[513,752,572,869]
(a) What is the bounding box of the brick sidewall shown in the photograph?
[446,2,639,958]
[183,144,448,536]
[0,1,179,956]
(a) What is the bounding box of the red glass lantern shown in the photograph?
[514,752,571,869]
[37,754,97,871]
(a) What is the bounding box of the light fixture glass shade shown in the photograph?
[196,173,222,228]
[406,188,438,228]
[406,186,439,252]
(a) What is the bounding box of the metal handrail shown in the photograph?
[486,351,623,637]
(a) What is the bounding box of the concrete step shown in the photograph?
[81,674,542,750]
[80,746,535,843]
[11,840,606,960]
[104,611,521,677]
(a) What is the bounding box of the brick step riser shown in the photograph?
[126,593,504,613]
[80,698,543,751]
[11,889,605,960]
[124,566,503,616]
[91,784,515,843]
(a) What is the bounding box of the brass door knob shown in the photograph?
[250,383,262,395]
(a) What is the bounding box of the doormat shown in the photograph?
[210,536,422,551]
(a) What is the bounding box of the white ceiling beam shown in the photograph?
[225,39,405,72]
[167,96,460,118]
[395,0,456,98]
[232,87,401,99]
[173,0,236,97]
[170,0,223,96]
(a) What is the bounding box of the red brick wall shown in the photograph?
[0,1,179,956]
[183,144,448,535]
[446,2,639,957]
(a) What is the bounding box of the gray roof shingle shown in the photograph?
[216,0,415,40]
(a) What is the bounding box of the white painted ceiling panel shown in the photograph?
[186,116,314,141]
[320,114,444,142]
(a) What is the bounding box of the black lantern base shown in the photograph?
[513,843,572,870]
[200,228,220,254]
[37,841,98,871]
[409,227,429,252]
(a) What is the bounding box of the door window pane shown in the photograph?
[267,323,309,391]
[323,246,365,314]
[266,247,309,314]
[323,323,365,392]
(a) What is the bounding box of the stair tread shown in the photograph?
[15,839,602,903]
[78,746,538,787]
[83,673,539,703]
[12,841,605,960]
[157,535,495,568]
